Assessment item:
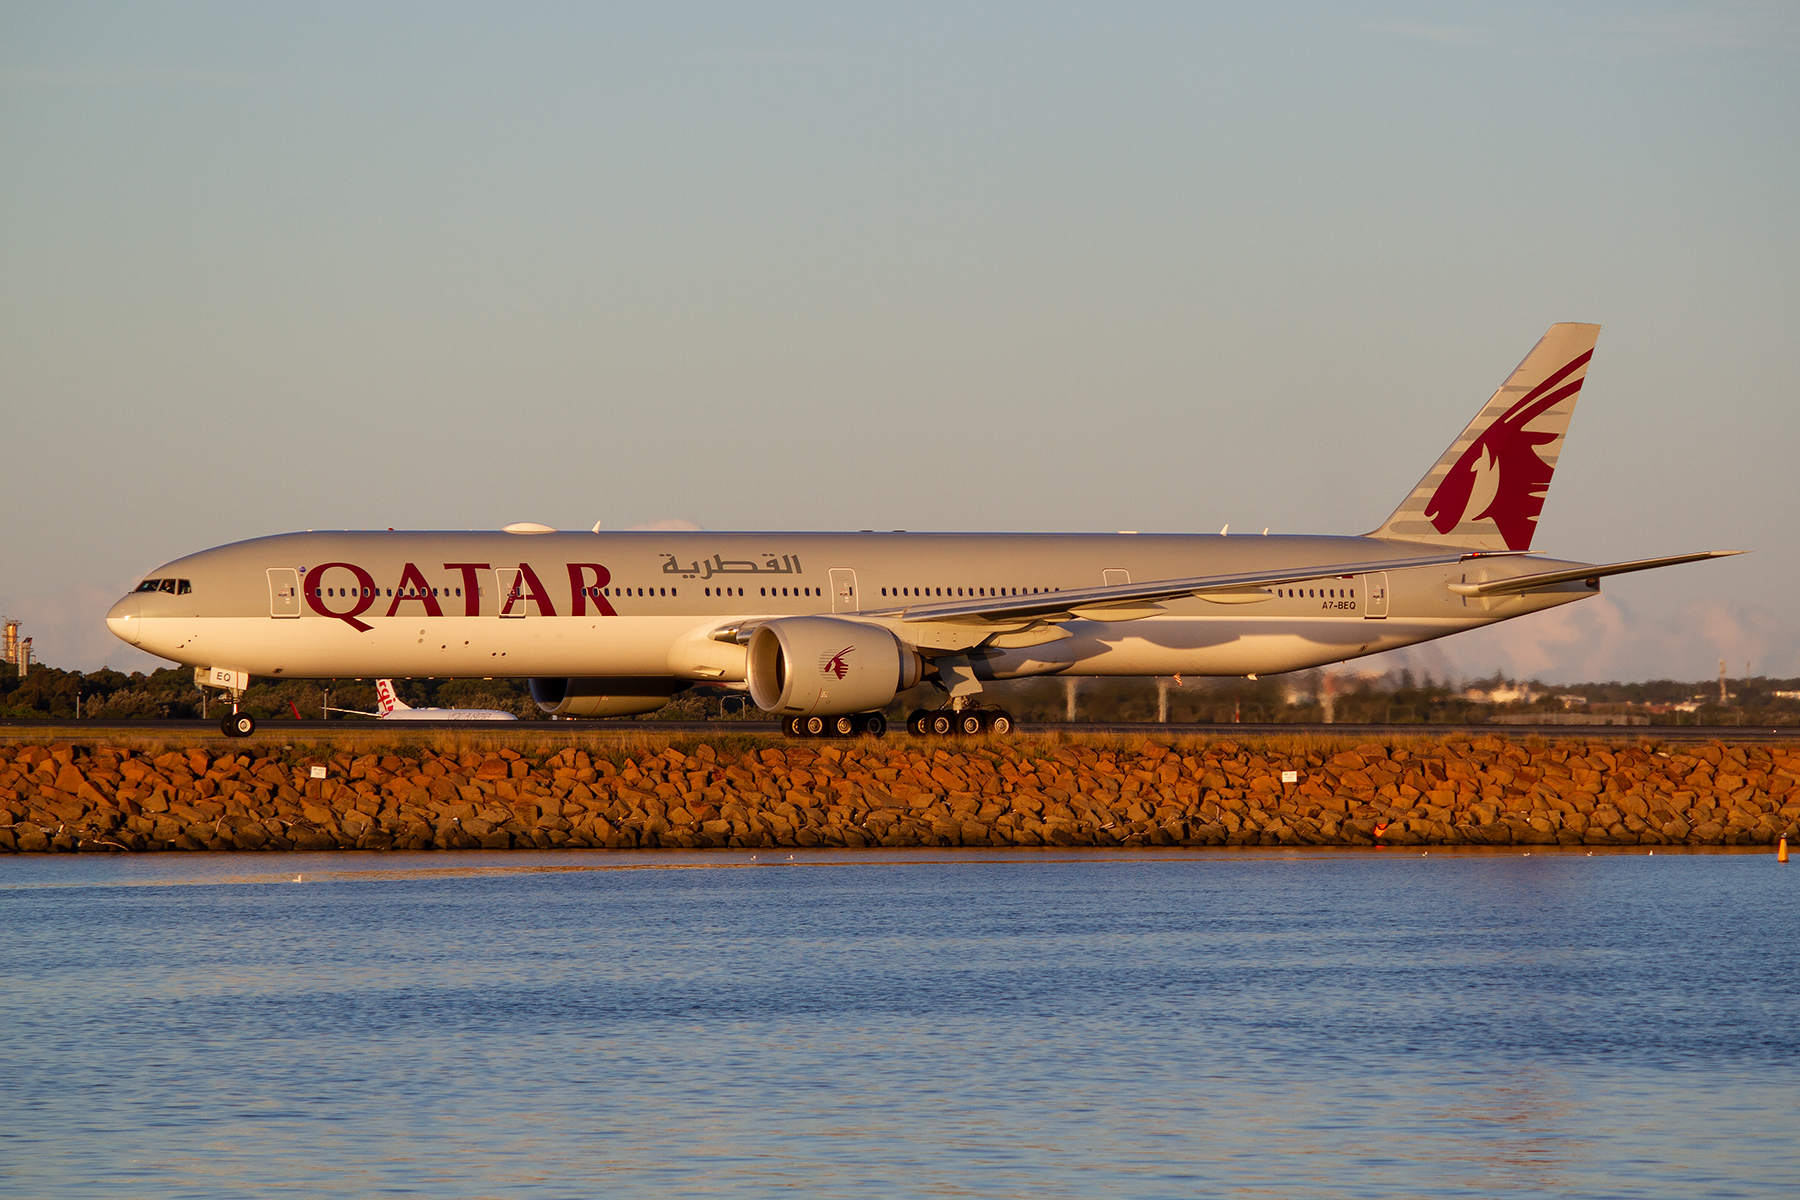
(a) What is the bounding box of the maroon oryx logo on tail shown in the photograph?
[1424,349,1591,551]
[819,646,854,679]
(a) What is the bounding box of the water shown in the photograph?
[2,847,1795,1199]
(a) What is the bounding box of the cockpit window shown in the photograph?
[160,579,178,594]
[135,579,162,592]
[177,579,191,594]
[135,578,191,594]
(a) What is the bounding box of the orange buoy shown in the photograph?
[1780,836,1789,864]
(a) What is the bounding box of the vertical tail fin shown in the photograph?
[1369,323,1601,551]
[376,680,410,715]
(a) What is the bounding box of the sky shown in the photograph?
[2,1,1795,686]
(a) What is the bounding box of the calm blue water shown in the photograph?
[2,847,1795,1199]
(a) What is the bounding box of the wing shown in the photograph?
[1445,551,1742,597]
[882,551,1476,626]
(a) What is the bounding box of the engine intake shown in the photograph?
[746,617,921,717]
[529,677,686,718]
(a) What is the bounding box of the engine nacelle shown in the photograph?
[746,617,922,717]
[529,677,686,718]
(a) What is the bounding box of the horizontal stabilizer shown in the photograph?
[1445,551,1742,597]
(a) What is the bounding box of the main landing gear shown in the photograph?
[906,707,1014,737]
[784,712,888,738]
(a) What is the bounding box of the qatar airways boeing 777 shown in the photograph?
[109,323,1736,738]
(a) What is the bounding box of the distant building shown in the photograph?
[1465,682,1537,704]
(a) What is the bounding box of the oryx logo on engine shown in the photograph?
[819,646,854,680]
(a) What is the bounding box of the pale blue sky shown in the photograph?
[3,2,1795,684]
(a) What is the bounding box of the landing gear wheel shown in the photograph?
[805,716,827,736]
[988,710,1014,736]
[786,716,806,737]
[859,713,887,737]
[832,715,855,737]
[929,713,954,736]
[222,712,256,738]
[959,711,985,736]
[907,710,931,736]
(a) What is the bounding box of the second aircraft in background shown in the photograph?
[373,679,518,722]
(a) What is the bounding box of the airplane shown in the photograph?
[373,679,518,721]
[108,322,1738,739]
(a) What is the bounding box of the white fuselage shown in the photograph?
[106,529,1594,686]
[381,709,517,721]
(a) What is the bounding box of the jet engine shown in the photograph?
[529,677,686,718]
[746,617,922,716]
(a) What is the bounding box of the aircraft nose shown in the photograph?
[107,594,142,646]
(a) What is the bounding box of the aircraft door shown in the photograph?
[496,568,529,618]
[1103,569,1130,586]
[1363,573,1389,618]
[830,569,858,613]
[268,568,300,618]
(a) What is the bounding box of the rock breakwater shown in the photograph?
[1,735,1795,854]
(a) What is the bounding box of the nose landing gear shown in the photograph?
[201,668,258,738]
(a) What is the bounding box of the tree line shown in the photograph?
[4,659,1796,725]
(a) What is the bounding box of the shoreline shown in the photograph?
[0,844,1773,891]
[3,732,1794,855]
